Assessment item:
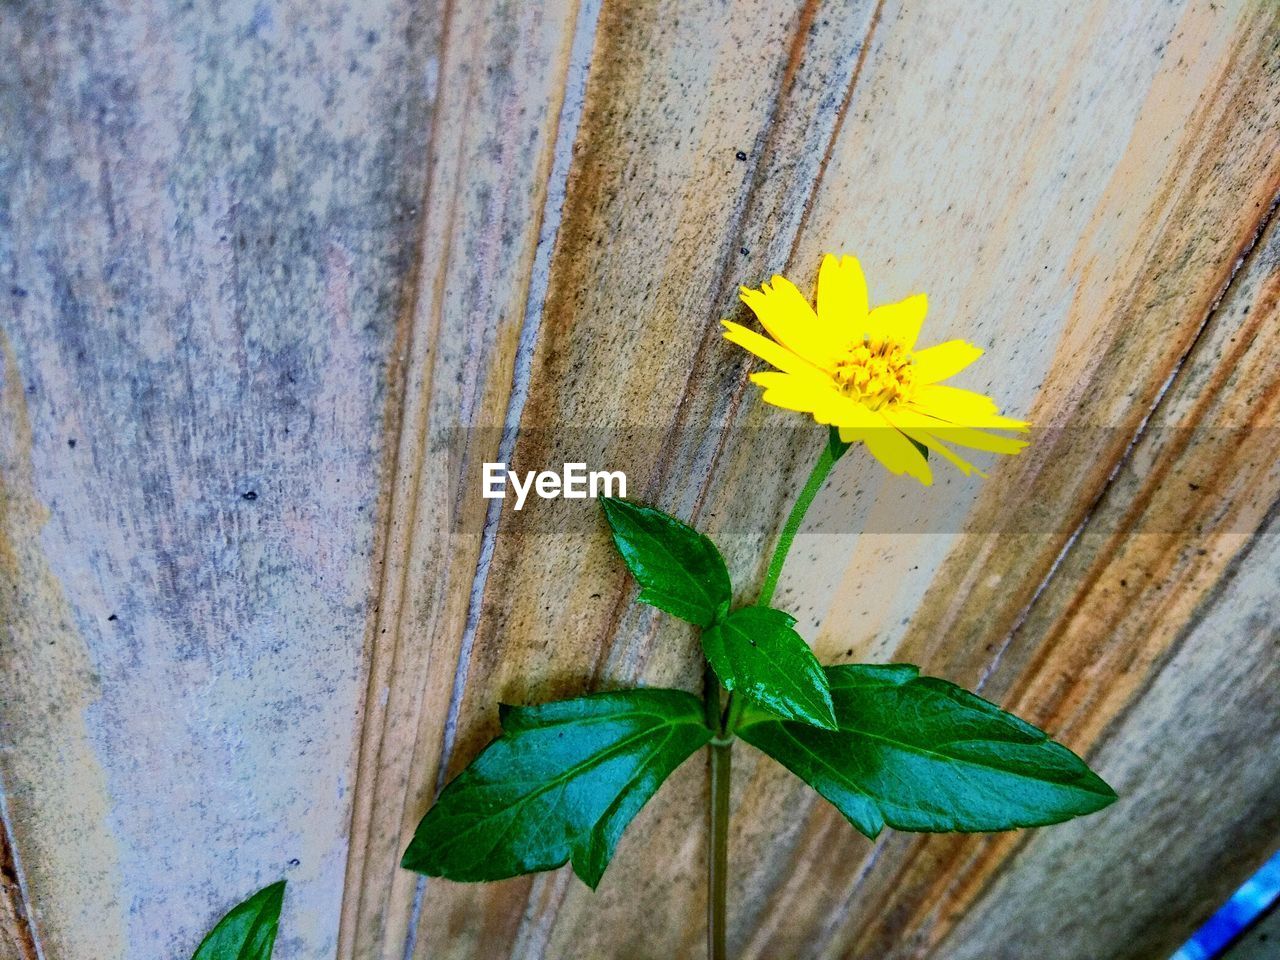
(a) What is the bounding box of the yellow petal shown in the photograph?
[911,340,983,384]
[866,293,928,350]
[739,275,839,369]
[912,384,1030,431]
[722,321,828,385]
[817,254,868,335]
[862,414,932,484]
[750,372,841,414]
[813,393,881,430]
[751,373,884,434]
[922,424,1029,456]
[881,409,985,477]
[913,433,987,476]
[833,397,883,438]
[749,371,796,389]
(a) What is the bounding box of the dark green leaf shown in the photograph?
[601,497,732,627]
[191,881,285,960]
[703,606,836,729]
[738,664,1116,837]
[401,689,712,889]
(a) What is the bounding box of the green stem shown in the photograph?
[704,437,841,960]
[704,662,728,960]
[707,729,731,960]
[757,441,840,608]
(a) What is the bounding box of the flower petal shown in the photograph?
[912,384,1030,431]
[751,373,884,433]
[911,340,983,385]
[881,409,985,477]
[817,254,868,336]
[861,414,933,485]
[834,397,884,438]
[750,372,841,414]
[740,276,839,368]
[923,424,1029,455]
[866,293,928,350]
[814,393,881,430]
[722,321,828,384]
[912,432,987,476]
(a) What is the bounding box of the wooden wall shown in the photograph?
[2,1,1278,958]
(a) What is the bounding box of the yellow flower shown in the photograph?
[723,254,1029,485]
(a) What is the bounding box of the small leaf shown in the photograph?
[401,689,713,889]
[601,497,732,628]
[738,664,1116,838]
[703,606,836,729]
[191,881,285,960]
[907,435,929,461]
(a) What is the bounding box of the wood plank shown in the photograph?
[405,0,885,955]
[334,1,592,957]
[739,2,1280,952]
[0,1,436,956]
[896,163,1280,960]
[397,0,1280,958]
[0,805,37,960]
[936,525,1280,957]
[4,1,1277,958]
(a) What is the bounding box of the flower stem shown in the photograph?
[704,436,841,960]
[707,724,731,960]
[756,440,840,608]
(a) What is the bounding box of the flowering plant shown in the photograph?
[397,255,1115,959]
[188,257,1115,960]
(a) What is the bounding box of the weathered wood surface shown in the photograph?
[0,0,435,957]
[3,1,1279,959]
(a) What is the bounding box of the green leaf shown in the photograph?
[738,664,1116,837]
[907,435,929,461]
[191,881,285,960]
[601,497,732,627]
[703,606,836,729]
[401,689,713,889]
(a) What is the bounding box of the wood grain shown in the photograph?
[0,0,434,955]
[725,3,1280,954]
[837,188,1280,960]
[336,1,592,957]
[406,0,884,955]
[397,0,1280,957]
[389,1,1280,960]
[3,0,1279,958]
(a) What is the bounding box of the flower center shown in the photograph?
[832,339,916,409]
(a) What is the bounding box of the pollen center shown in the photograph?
[832,340,916,409]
